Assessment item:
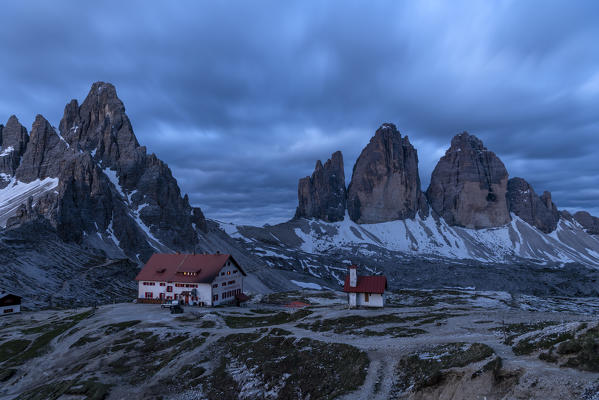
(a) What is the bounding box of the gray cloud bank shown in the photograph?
[0,1,597,224]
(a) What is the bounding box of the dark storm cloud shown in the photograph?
[1,1,598,224]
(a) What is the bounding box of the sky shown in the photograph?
[0,1,598,225]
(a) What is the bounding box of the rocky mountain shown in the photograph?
[573,211,599,235]
[507,177,560,233]
[213,122,599,296]
[426,132,511,229]
[0,82,299,308]
[347,123,427,224]
[0,82,207,263]
[295,151,346,222]
[0,116,29,185]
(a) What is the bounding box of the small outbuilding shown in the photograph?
[343,265,387,308]
[0,291,21,315]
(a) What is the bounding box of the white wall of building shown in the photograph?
[1,304,20,315]
[137,259,244,306]
[211,261,244,306]
[138,281,212,305]
[348,293,384,308]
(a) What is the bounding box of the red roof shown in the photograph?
[286,301,310,308]
[343,275,387,294]
[135,253,246,284]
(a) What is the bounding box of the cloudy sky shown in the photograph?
[1,1,598,225]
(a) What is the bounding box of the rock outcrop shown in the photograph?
[347,123,425,224]
[507,177,560,233]
[15,115,68,182]
[426,132,510,229]
[0,82,208,262]
[0,115,29,186]
[295,151,346,222]
[573,211,599,235]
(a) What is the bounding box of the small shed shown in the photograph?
[0,291,21,315]
[343,265,387,308]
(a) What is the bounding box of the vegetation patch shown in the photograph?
[557,325,599,372]
[297,313,451,335]
[202,333,369,400]
[0,339,31,363]
[14,379,111,400]
[70,335,101,348]
[490,321,559,345]
[393,343,496,393]
[102,320,141,334]
[107,333,206,384]
[512,331,574,356]
[9,311,94,366]
[0,368,17,382]
[223,309,312,328]
[260,291,311,305]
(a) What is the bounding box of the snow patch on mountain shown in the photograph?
[228,213,599,267]
[0,177,59,227]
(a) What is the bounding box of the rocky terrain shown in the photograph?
[0,82,299,308]
[1,85,598,312]
[217,122,599,297]
[2,289,599,399]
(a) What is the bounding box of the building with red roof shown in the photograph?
[135,253,247,306]
[343,265,387,308]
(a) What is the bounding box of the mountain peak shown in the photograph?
[59,81,139,170]
[296,151,346,222]
[427,132,510,229]
[348,124,424,223]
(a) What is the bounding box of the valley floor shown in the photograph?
[2,289,599,399]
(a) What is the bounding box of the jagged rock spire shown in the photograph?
[59,81,140,171]
[295,151,346,222]
[15,115,68,182]
[347,123,425,224]
[426,132,510,229]
[0,115,29,183]
[507,177,559,233]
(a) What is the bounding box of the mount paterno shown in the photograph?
[0,82,297,307]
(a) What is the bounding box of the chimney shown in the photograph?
[349,265,357,287]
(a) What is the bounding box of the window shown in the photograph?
[212,284,218,289]
[174,294,178,299]
[222,282,227,287]
[166,296,172,300]
[221,272,225,276]
[159,282,165,286]
[213,294,218,301]
[233,270,238,274]
[159,293,165,299]
[228,280,235,285]
[145,292,153,299]
[3,309,13,313]
[227,271,231,275]
[364,293,369,302]
[167,286,173,292]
